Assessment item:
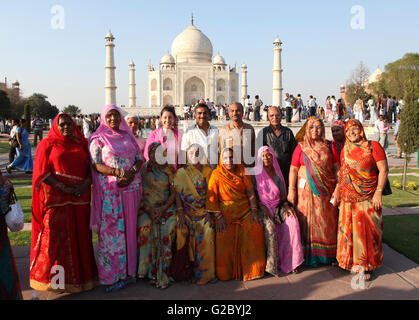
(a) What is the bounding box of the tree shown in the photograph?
[23,103,31,132]
[63,105,81,115]
[369,53,419,98]
[0,90,12,119]
[345,61,373,106]
[397,78,419,190]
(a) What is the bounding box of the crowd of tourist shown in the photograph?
[0,100,390,299]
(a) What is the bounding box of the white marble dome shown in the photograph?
[213,54,226,65]
[171,23,213,63]
[160,52,175,64]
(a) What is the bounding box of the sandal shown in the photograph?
[364,271,373,281]
[6,166,12,174]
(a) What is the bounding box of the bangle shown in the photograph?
[120,169,125,178]
[376,188,383,192]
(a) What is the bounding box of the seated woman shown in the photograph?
[172,144,215,285]
[335,119,388,281]
[30,113,97,293]
[0,175,22,300]
[206,148,266,281]
[253,146,304,275]
[137,142,177,289]
[89,105,142,289]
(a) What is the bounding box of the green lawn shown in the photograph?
[0,142,10,154]
[383,176,419,208]
[8,230,98,247]
[383,215,419,264]
[11,180,32,186]
[14,187,32,222]
[389,168,419,175]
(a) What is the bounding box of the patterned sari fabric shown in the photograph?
[295,117,338,267]
[173,164,215,284]
[0,179,22,300]
[254,146,303,275]
[206,153,266,281]
[30,113,97,292]
[137,158,177,288]
[89,105,142,285]
[337,119,384,272]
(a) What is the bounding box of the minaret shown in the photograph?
[105,31,117,106]
[240,64,248,106]
[272,37,283,107]
[128,60,136,108]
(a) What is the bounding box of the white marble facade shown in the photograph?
[148,20,239,107]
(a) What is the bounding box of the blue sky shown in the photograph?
[1,0,418,113]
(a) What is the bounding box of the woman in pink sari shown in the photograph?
[89,105,143,290]
[253,146,304,275]
[144,106,182,172]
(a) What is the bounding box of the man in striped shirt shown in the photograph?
[31,114,44,147]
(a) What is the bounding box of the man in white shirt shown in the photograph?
[181,103,219,168]
[244,95,251,120]
[308,95,317,117]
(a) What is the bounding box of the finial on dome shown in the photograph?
[191,13,194,25]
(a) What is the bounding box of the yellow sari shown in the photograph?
[173,164,215,284]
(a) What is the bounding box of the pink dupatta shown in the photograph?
[255,146,287,216]
[89,104,141,232]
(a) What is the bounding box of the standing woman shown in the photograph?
[89,105,143,288]
[206,148,266,281]
[288,117,339,267]
[30,113,97,292]
[254,146,304,275]
[144,106,182,172]
[137,142,177,289]
[0,175,22,299]
[7,119,33,173]
[172,144,215,284]
[331,120,346,166]
[335,119,388,280]
[126,114,147,156]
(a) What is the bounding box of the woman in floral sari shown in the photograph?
[253,146,304,275]
[288,116,339,267]
[206,148,265,281]
[172,144,215,284]
[90,105,143,289]
[335,119,388,280]
[137,142,177,289]
[30,113,97,293]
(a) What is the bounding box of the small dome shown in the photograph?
[105,31,114,39]
[213,54,226,65]
[274,36,281,43]
[160,53,175,64]
[12,81,20,86]
[241,64,247,68]
[171,23,213,63]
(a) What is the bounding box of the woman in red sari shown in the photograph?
[30,113,97,293]
[335,119,388,280]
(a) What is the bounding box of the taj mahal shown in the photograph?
[104,17,283,117]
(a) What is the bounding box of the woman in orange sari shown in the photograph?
[335,119,388,280]
[30,113,97,292]
[206,148,265,281]
[288,116,339,267]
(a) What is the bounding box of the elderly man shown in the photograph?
[218,102,255,168]
[181,103,219,168]
[257,106,297,187]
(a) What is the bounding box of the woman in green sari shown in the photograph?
[137,142,177,289]
[172,144,216,285]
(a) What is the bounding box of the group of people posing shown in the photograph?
[2,101,389,299]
